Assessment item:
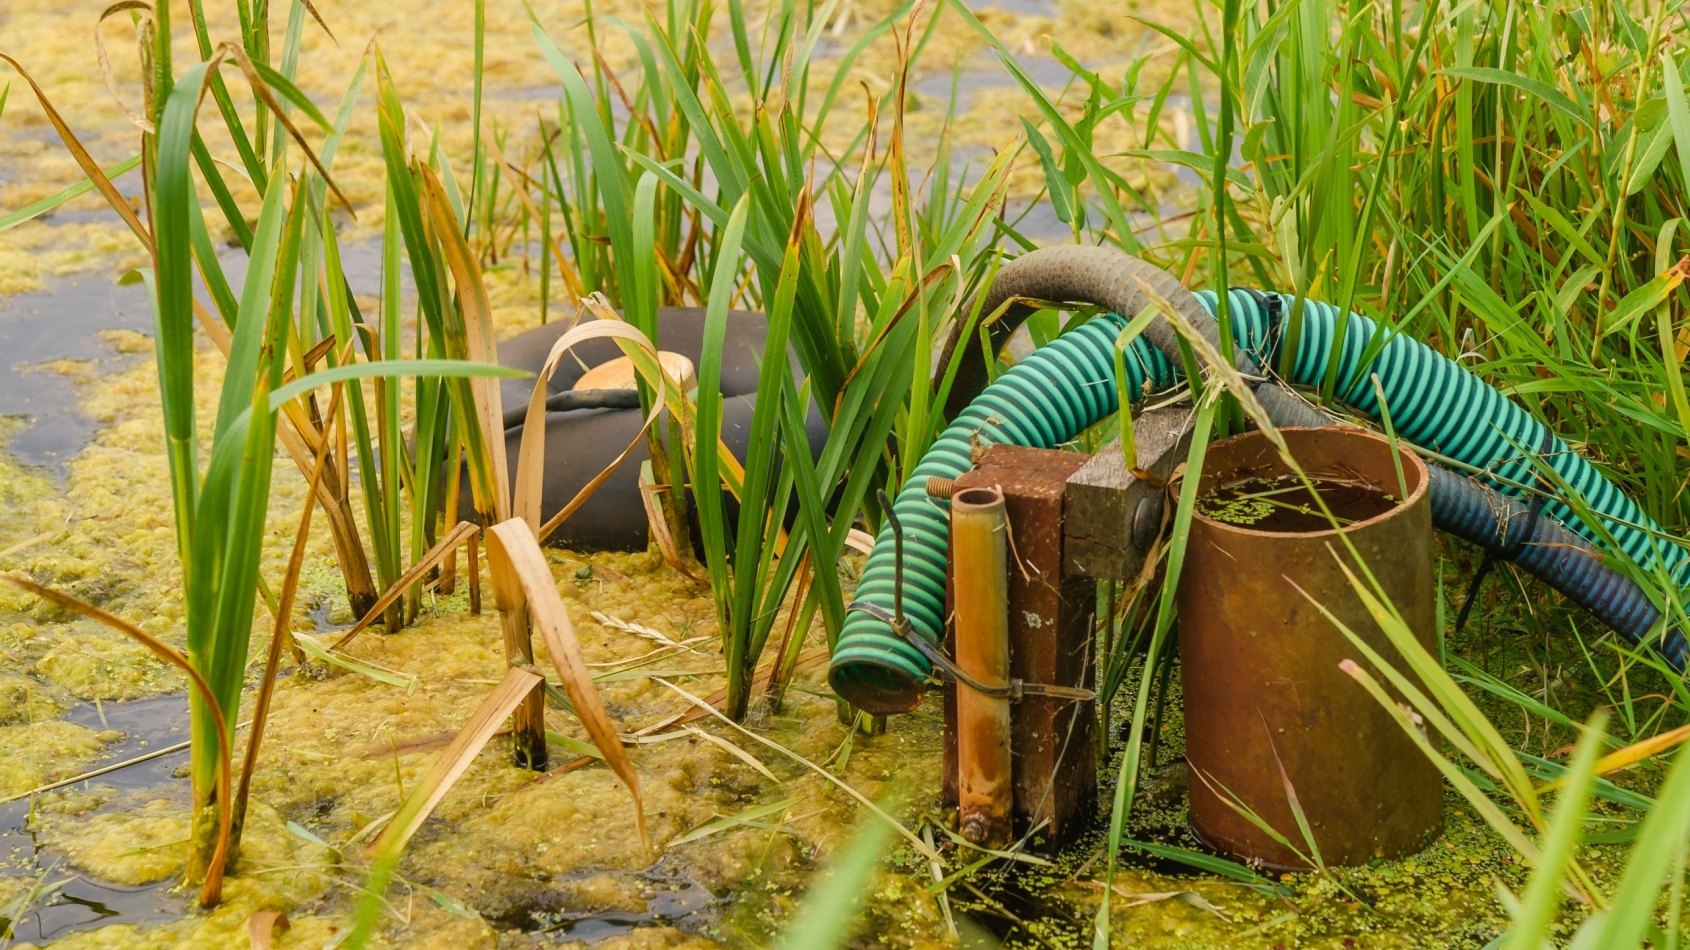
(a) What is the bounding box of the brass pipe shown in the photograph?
[951,485,1012,847]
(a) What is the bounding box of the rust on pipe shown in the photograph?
[951,484,1013,847]
[1178,427,1443,870]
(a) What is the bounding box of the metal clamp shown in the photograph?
[853,489,1096,706]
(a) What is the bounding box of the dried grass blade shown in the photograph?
[635,646,830,735]
[529,299,669,542]
[654,677,940,862]
[639,465,700,581]
[214,43,354,215]
[1,575,233,902]
[1540,723,1690,793]
[94,2,157,132]
[237,382,342,830]
[331,521,480,650]
[486,518,646,844]
[292,634,417,690]
[573,296,747,504]
[0,719,251,805]
[844,529,875,556]
[193,296,355,550]
[247,911,289,950]
[683,724,779,781]
[0,54,152,252]
[365,665,543,858]
[419,163,509,522]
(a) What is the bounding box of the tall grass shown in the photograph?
[1012,0,1690,941]
[3,3,531,902]
[524,0,1019,719]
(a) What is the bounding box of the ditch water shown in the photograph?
[0,275,152,474]
[0,695,191,945]
[0,685,740,947]
[1198,473,1399,533]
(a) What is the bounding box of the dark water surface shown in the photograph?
[1200,474,1399,533]
[0,695,192,944]
[0,276,152,472]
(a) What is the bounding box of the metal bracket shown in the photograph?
[854,490,1096,705]
[846,600,1095,703]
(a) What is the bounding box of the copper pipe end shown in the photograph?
[952,484,1012,848]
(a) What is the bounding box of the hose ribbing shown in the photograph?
[831,314,1177,712]
[830,250,1690,713]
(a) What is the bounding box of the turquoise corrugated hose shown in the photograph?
[829,249,1689,713]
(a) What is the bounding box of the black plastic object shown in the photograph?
[473,307,829,551]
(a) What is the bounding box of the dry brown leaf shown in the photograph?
[574,294,750,506]
[518,302,671,543]
[844,529,876,556]
[1096,882,1230,921]
[247,910,290,949]
[486,518,646,846]
[214,42,354,216]
[1540,722,1690,792]
[193,299,379,615]
[349,727,514,760]
[638,466,701,582]
[0,53,153,253]
[365,665,544,859]
[634,646,830,736]
[238,381,343,835]
[94,2,157,133]
[419,164,509,523]
[682,724,779,781]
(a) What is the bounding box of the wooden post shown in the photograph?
[944,445,1097,849]
[1063,402,1194,581]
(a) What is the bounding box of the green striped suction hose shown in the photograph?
[829,247,1690,714]
[829,314,1178,713]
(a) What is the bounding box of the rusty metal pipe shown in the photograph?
[1179,427,1443,869]
[951,485,1013,847]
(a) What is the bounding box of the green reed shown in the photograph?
[968,0,1690,940]
[3,1,531,900]
[523,0,1019,720]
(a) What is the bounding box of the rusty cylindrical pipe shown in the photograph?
[1178,427,1443,870]
[951,485,1012,847]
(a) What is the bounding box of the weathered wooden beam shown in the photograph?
[1062,402,1196,581]
[943,445,1097,849]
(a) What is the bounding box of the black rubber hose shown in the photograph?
[500,389,642,428]
[474,307,830,551]
[1426,466,1684,664]
[938,245,1254,420]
